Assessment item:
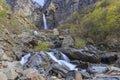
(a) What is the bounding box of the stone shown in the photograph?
[66,70,82,80]
[75,71,83,80]
[93,66,120,80]
[60,48,101,63]
[62,36,74,48]
[71,60,89,69]
[26,72,45,80]
[53,28,59,35]
[0,48,4,54]
[0,61,22,79]
[23,68,45,80]
[101,52,118,64]
[0,72,7,80]
[49,76,65,80]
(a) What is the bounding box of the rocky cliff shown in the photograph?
[6,0,43,28]
[44,0,99,28]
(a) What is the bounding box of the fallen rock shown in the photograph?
[0,72,7,80]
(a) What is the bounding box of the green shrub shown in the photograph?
[35,42,49,51]
[74,38,86,48]
[0,9,7,18]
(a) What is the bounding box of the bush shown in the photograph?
[34,42,49,51]
[0,9,7,18]
[74,38,86,48]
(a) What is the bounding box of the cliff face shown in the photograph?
[45,0,99,29]
[6,0,42,28]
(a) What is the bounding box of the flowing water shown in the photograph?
[43,13,48,30]
[20,50,110,76]
[46,52,77,70]
[20,53,31,66]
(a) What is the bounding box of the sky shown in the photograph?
[32,0,45,6]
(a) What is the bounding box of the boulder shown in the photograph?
[101,52,118,64]
[60,48,101,63]
[66,70,82,80]
[23,68,45,80]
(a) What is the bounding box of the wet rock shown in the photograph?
[94,66,120,80]
[79,70,91,79]
[23,51,50,74]
[0,72,7,80]
[101,52,118,64]
[95,77,120,80]
[87,66,109,74]
[66,70,82,80]
[49,67,67,78]
[60,48,101,63]
[114,58,120,68]
[71,60,89,69]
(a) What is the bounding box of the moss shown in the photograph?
[74,38,86,48]
[34,42,49,51]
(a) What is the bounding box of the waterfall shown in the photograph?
[46,52,77,70]
[43,14,48,30]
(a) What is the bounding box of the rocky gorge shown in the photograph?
[0,0,120,80]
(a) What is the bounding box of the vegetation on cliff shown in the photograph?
[59,0,120,51]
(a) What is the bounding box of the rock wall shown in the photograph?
[6,0,42,28]
[45,0,99,29]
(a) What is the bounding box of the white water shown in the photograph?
[46,52,77,70]
[20,53,31,66]
[60,52,70,62]
[43,14,48,30]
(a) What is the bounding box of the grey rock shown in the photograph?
[60,48,101,63]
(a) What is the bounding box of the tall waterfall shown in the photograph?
[43,14,48,30]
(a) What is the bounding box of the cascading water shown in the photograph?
[43,13,48,30]
[46,52,77,70]
[20,53,31,66]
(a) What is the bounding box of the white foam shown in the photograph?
[20,53,31,66]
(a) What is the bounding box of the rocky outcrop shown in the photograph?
[59,48,101,63]
[43,0,99,28]
[6,0,42,27]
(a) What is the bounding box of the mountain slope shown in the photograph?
[58,0,120,51]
